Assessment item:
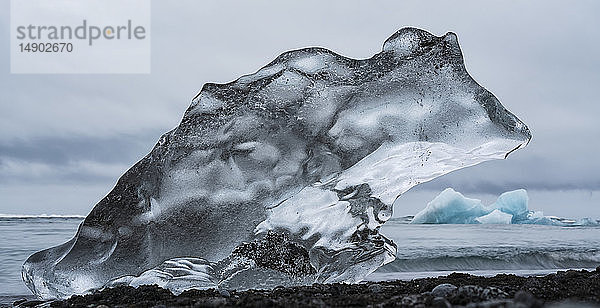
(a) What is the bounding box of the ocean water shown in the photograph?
[0,216,82,304]
[370,220,600,281]
[1,217,599,304]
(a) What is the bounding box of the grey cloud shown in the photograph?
[1,0,600,215]
[0,132,164,185]
[413,155,600,195]
[0,132,162,165]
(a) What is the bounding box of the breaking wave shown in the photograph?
[378,250,600,272]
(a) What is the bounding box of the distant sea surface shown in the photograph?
[1,216,599,305]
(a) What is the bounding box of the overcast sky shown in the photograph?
[1,0,599,218]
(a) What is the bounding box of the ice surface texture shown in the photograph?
[22,28,531,299]
[411,188,599,225]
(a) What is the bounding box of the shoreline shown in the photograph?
[10,267,600,307]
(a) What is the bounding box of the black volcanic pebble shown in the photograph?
[31,268,600,307]
[431,283,457,297]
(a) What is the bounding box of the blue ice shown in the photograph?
[410,188,598,226]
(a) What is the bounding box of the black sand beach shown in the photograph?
[11,267,600,307]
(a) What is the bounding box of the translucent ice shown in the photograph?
[475,209,513,224]
[411,188,488,224]
[22,28,531,299]
[493,189,528,219]
[410,188,599,226]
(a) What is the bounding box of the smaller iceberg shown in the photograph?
[410,188,599,226]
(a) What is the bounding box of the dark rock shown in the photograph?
[432,296,452,308]
[481,286,509,300]
[514,290,543,307]
[192,297,227,307]
[455,285,508,301]
[218,288,231,298]
[400,294,427,306]
[431,283,457,297]
[367,283,384,293]
[308,298,326,307]
[466,299,512,308]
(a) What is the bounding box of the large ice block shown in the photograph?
[23,28,531,299]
